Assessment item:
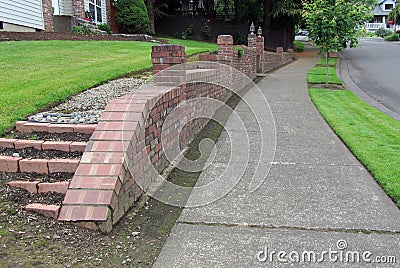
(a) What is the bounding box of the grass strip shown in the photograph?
[309,88,400,205]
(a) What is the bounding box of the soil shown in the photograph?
[308,83,345,90]
[0,147,83,160]
[5,131,91,142]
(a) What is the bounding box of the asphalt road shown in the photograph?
[339,38,400,121]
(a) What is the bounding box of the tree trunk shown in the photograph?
[325,52,329,88]
[146,0,155,35]
[263,0,272,29]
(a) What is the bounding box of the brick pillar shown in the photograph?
[42,0,53,32]
[256,36,264,55]
[247,33,257,48]
[105,0,111,25]
[217,35,233,65]
[276,47,284,54]
[151,44,186,86]
[73,0,85,19]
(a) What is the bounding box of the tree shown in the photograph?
[113,0,150,34]
[388,3,400,28]
[146,0,155,35]
[303,0,373,87]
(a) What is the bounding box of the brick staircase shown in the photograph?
[0,121,96,219]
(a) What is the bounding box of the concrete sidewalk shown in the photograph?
[153,57,400,267]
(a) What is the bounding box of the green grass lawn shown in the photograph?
[309,89,400,205]
[0,39,217,134]
[316,57,338,67]
[307,65,342,84]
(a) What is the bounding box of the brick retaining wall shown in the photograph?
[57,34,293,233]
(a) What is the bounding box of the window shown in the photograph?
[385,4,394,10]
[88,0,103,23]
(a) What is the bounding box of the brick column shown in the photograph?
[247,33,257,48]
[42,0,53,32]
[276,47,284,54]
[73,0,85,19]
[217,35,233,65]
[151,44,186,86]
[256,36,264,55]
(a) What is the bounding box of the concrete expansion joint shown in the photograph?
[177,221,400,236]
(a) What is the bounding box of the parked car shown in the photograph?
[297,29,309,36]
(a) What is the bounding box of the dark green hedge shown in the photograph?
[114,0,150,34]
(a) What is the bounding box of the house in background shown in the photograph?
[0,0,112,33]
[366,0,396,31]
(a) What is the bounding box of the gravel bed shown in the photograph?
[0,172,73,183]
[5,130,92,142]
[0,147,82,160]
[28,78,144,124]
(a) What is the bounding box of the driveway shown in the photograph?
[339,38,400,121]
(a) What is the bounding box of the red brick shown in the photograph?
[74,163,123,177]
[0,156,21,172]
[16,121,30,132]
[100,111,142,122]
[69,176,122,193]
[7,180,39,193]
[73,124,97,135]
[24,122,51,132]
[87,141,130,152]
[38,181,70,194]
[91,131,133,141]
[0,138,17,148]
[63,189,116,208]
[48,159,79,173]
[48,124,74,133]
[96,121,139,132]
[42,141,72,152]
[70,141,87,152]
[80,152,124,164]
[14,139,44,150]
[19,159,49,174]
[58,205,110,221]
[25,203,60,219]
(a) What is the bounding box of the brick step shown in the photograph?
[16,121,97,135]
[25,203,61,219]
[0,156,80,173]
[0,138,87,152]
[7,180,70,194]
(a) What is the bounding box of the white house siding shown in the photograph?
[0,0,44,30]
[62,0,73,15]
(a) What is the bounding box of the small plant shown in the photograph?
[98,23,112,34]
[375,28,392,38]
[71,25,92,35]
[384,32,400,41]
[181,24,193,40]
[293,40,305,52]
[236,31,248,45]
[202,19,212,40]
[233,46,244,58]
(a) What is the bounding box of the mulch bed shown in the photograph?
[5,130,91,142]
[0,147,83,159]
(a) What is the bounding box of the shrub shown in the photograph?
[181,24,193,40]
[375,28,392,38]
[202,19,212,40]
[71,25,92,35]
[236,31,248,45]
[293,40,305,52]
[113,0,150,34]
[384,32,400,41]
[98,23,112,34]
